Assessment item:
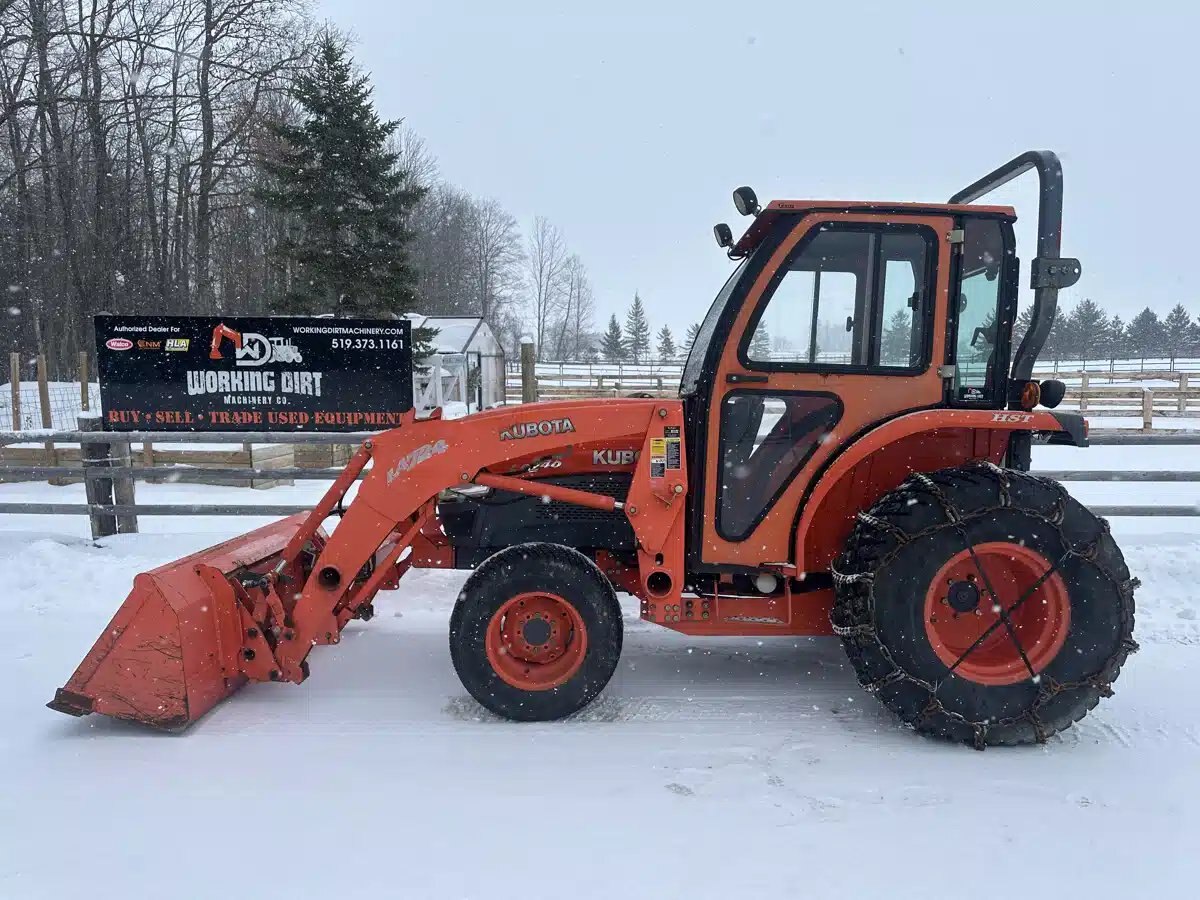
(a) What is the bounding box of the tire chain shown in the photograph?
[831,462,1140,750]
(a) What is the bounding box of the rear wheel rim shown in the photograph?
[485,592,588,691]
[922,542,1070,686]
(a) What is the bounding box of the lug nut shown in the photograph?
[243,648,256,661]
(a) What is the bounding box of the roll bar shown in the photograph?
[949,150,1081,386]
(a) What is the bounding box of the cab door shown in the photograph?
[699,211,954,570]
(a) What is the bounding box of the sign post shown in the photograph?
[94,316,413,432]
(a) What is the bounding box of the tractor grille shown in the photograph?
[533,474,629,523]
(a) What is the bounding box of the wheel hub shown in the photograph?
[947,579,981,613]
[484,592,589,691]
[923,542,1071,686]
[522,615,552,646]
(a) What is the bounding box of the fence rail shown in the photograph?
[504,367,1200,429]
[0,426,1196,537]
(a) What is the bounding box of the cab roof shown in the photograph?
[731,200,1017,256]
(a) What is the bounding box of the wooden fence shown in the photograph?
[0,427,1197,540]
[505,366,1200,431]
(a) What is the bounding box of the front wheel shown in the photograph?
[449,543,623,721]
[832,463,1138,748]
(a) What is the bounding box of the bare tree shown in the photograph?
[392,123,438,191]
[524,215,568,361]
[0,0,309,370]
[0,2,594,379]
[409,182,475,315]
[552,254,592,359]
[468,196,521,326]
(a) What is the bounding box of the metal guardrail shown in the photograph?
[0,429,1197,534]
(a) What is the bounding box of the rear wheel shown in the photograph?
[449,543,623,721]
[832,463,1138,748]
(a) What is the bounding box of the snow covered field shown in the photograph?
[1,446,1198,898]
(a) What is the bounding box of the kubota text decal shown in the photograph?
[499,418,576,440]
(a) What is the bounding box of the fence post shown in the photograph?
[8,352,19,430]
[1142,389,1154,432]
[79,415,116,539]
[36,354,62,483]
[1179,372,1189,415]
[1078,371,1089,413]
[110,435,138,534]
[521,340,537,403]
[143,439,158,482]
[78,351,89,411]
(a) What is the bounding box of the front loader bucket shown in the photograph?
[48,514,310,730]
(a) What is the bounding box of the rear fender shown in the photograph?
[794,409,1078,573]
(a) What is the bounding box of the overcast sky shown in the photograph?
[318,0,1199,335]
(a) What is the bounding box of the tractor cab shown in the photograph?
[682,151,1081,574]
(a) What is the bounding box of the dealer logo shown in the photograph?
[209,322,303,367]
[105,337,133,351]
[165,338,190,352]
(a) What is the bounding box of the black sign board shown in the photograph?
[95,315,412,432]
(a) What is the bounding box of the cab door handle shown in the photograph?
[726,373,769,384]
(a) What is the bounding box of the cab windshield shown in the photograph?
[680,258,749,396]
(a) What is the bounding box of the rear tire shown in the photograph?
[449,543,623,721]
[832,463,1138,748]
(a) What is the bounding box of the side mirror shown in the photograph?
[732,186,760,217]
[1039,379,1067,409]
[713,223,734,249]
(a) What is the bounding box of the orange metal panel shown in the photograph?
[701,211,956,569]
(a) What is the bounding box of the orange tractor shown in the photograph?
[50,151,1136,748]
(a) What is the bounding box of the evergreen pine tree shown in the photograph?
[259,33,425,318]
[1068,299,1107,363]
[1163,303,1193,359]
[749,324,772,358]
[683,322,701,354]
[1013,306,1035,350]
[601,314,627,362]
[880,308,913,365]
[1106,315,1126,358]
[656,325,677,360]
[1126,307,1166,359]
[624,293,651,363]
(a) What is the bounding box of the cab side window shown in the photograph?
[951,219,1008,403]
[744,225,934,372]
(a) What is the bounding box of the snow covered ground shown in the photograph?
[1,447,1198,898]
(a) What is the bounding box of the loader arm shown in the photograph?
[50,399,689,729]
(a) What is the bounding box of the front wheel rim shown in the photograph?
[485,592,588,691]
[922,542,1071,686]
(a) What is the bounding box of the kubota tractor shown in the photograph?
[50,151,1136,748]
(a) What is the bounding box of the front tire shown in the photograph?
[832,463,1138,748]
[449,543,623,721]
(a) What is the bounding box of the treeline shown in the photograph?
[1019,300,1200,362]
[570,297,1200,367]
[0,0,594,374]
